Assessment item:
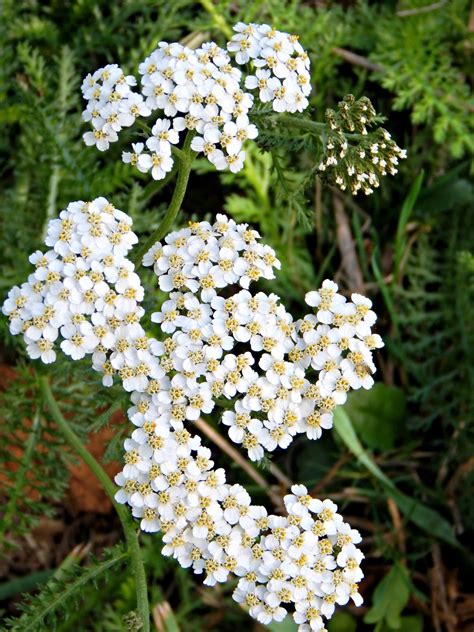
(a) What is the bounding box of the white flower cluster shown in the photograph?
[318,130,408,196]
[80,24,311,175]
[3,209,378,630]
[228,23,311,113]
[1,198,148,385]
[138,42,259,175]
[141,220,382,462]
[81,64,151,151]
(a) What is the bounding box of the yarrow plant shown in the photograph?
[3,204,379,629]
[2,20,402,632]
[80,22,405,190]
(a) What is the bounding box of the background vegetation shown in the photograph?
[0,0,473,630]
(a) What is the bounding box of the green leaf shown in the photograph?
[224,193,259,223]
[333,408,460,548]
[401,615,423,632]
[385,488,460,550]
[0,409,41,545]
[364,563,410,629]
[379,615,424,632]
[417,162,473,215]
[394,170,424,282]
[327,611,357,632]
[0,570,53,601]
[295,433,337,484]
[5,548,127,631]
[344,384,407,450]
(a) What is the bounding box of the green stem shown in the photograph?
[273,113,366,140]
[135,120,152,135]
[141,162,179,206]
[39,376,150,632]
[199,0,233,38]
[277,114,326,132]
[172,145,185,161]
[43,164,60,240]
[0,408,41,542]
[132,131,196,266]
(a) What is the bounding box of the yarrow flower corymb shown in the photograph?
[79,22,405,198]
[3,207,384,630]
[228,22,312,113]
[81,65,151,151]
[80,22,312,178]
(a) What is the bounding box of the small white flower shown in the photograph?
[83,128,118,151]
[138,151,174,180]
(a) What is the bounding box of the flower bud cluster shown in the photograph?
[326,95,376,136]
[228,22,311,113]
[318,95,407,195]
[81,64,151,151]
[3,209,375,630]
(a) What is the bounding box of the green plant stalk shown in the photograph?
[273,113,366,141]
[132,131,196,266]
[0,408,41,542]
[39,376,150,632]
[43,164,60,240]
[333,407,460,549]
[199,0,233,38]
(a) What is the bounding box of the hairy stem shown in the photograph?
[0,408,41,542]
[132,131,196,266]
[39,376,150,632]
[277,115,326,132]
[271,113,366,140]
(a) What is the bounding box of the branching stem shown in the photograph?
[273,114,366,140]
[132,131,196,266]
[39,376,150,632]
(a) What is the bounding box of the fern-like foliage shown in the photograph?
[396,179,474,447]
[366,0,473,159]
[0,365,69,550]
[0,357,128,549]
[4,545,127,631]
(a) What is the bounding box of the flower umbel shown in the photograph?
[80,24,312,178]
[79,24,406,196]
[3,208,383,630]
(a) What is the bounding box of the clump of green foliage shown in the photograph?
[0,1,472,631]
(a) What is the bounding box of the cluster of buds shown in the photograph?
[326,95,377,136]
[318,95,407,195]
[80,23,311,176]
[3,208,383,630]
